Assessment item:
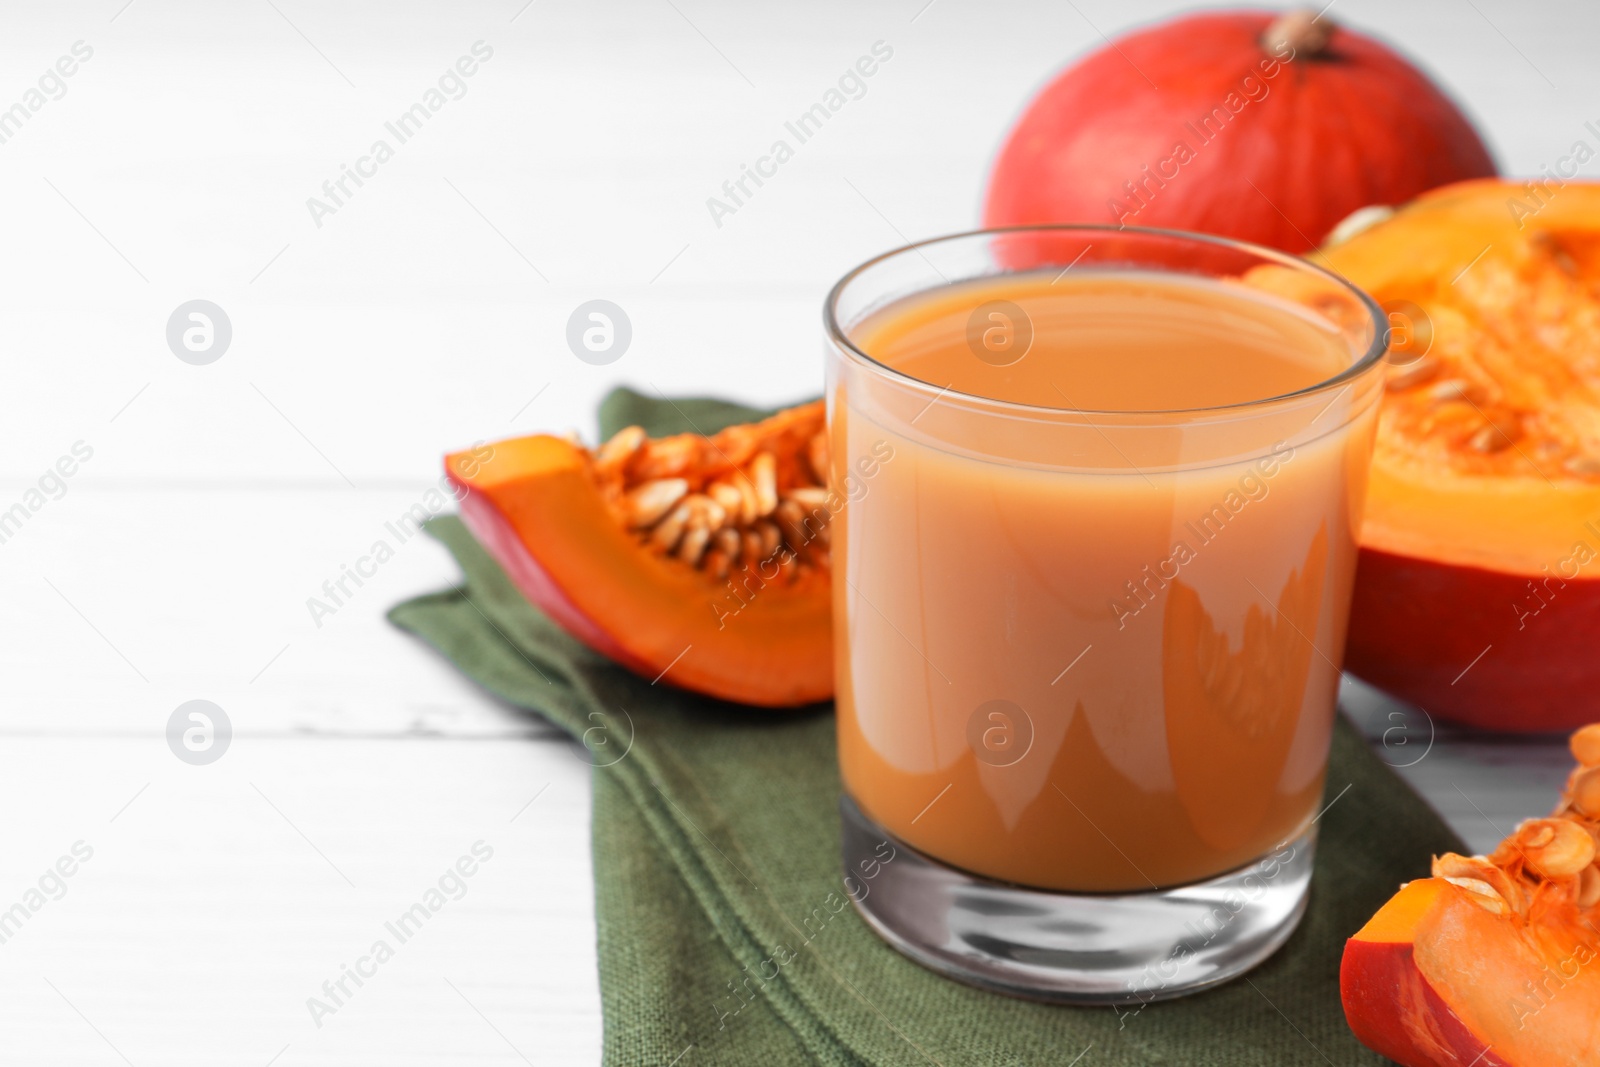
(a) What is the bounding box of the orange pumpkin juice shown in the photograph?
[830,270,1378,892]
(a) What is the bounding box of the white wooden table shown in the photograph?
[0,1,1589,1062]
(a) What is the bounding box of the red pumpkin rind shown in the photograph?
[1346,548,1600,732]
[984,10,1495,252]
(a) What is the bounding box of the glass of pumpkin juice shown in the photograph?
[824,226,1388,1003]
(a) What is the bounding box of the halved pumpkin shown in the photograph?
[446,402,833,706]
[1341,724,1600,1065]
[1325,179,1600,730]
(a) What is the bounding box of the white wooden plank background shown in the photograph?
[0,1,1592,1063]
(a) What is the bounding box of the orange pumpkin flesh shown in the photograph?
[1328,179,1600,730]
[445,403,833,707]
[1341,725,1600,1066]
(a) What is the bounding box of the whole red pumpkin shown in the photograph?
[984,9,1496,252]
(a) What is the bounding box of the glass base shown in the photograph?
[840,795,1315,1005]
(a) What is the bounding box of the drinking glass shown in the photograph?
[824,225,1387,1003]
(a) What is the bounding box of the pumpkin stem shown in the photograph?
[1262,8,1335,58]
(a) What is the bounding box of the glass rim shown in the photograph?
[822,223,1390,420]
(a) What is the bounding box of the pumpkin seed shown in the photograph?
[623,478,688,528]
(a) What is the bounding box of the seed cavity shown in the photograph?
[584,402,834,581]
[1386,357,1440,391]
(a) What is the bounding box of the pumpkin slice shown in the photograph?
[446,402,833,707]
[1341,724,1600,1066]
[1326,179,1600,730]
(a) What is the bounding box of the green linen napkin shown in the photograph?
[389,388,1465,1066]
